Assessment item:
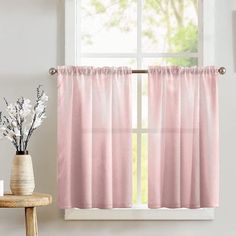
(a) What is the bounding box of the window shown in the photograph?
[64,0,216,220]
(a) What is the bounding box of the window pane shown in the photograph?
[143,57,198,67]
[132,133,137,205]
[81,0,137,53]
[142,0,198,53]
[141,134,148,204]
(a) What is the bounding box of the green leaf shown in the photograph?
[169,23,198,53]
[90,0,106,13]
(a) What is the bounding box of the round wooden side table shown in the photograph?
[0,193,52,236]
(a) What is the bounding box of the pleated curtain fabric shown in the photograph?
[148,66,219,209]
[57,66,132,209]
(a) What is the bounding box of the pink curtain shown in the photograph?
[148,66,219,209]
[57,66,132,209]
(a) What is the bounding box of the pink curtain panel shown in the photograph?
[148,66,219,208]
[57,66,133,209]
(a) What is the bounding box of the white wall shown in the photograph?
[0,0,236,235]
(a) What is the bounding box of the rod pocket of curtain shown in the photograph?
[48,67,226,76]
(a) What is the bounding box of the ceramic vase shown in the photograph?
[10,151,35,195]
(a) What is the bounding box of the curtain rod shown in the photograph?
[48,67,226,75]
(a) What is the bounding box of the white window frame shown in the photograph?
[63,0,216,220]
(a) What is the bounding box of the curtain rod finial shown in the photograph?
[218,67,226,75]
[49,67,57,75]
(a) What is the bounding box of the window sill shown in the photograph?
[65,206,215,221]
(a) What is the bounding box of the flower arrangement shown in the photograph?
[0,86,48,152]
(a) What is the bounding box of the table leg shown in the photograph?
[25,207,38,236]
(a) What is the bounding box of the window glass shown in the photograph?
[81,0,137,53]
[142,0,198,53]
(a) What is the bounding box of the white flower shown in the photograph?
[7,104,15,112]
[40,93,48,103]
[17,99,32,118]
[23,99,32,109]
[20,109,31,118]
[33,118,42,129]
[11,121,17,127]
[23,126,30,136]
[40,114,46,119]
[6,104,16,117]
[0,127,6,132]
[24,99,31,105]
[14,128,21,137]
[35,104,45,114]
